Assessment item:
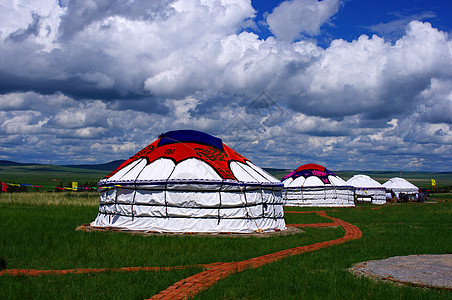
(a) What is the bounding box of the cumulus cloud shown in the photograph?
[57,0,175,40]
[286,21,452,119]
[0,92,169,163]
[0,0,451,170]
[417,79,452,124]
[266,0,341,42]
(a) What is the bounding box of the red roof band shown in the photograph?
[105,130,248,181]
[296,163,325,172]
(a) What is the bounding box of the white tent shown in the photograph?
[282,164,355,207]
[383,177,419,200]
[91,130,286,234]
[346,174,386,204]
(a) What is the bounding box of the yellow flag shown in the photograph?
[431,179,436,187]
[72,181,78,190]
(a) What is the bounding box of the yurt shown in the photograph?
[346,174,386,204]
[383,177,419,200]
[282,163,355,207]
[91,130,286,233]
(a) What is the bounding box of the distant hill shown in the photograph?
[0,160,39,167]
[64,160,125,171]
[0,159,124,171]
[263,168,292,180]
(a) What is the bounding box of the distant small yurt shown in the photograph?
[346,174,386,204]
[91,130,285,233]
[383,177,419,200]
[282,163,355,207]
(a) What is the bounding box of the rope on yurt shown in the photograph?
[217,181,223,225]
[238,182,263,234]
[164,179,169,219]
[163,160,181,220]
[233,162,266,233]
[131,180,138,222]
[333,180,338,200]
[112,185,119,224]
[260,183,264,218]
[300,186,304,205]
[331,183,337,206]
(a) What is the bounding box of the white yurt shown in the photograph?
[91,130,286,233]
[383,177,419,200]
[346,174,386,204]
[282,163,355,207]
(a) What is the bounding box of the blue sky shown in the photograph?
[0,0,452,171]
[252,0,452,44]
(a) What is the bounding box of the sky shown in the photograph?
[0,0,452,172]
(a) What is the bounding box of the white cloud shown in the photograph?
[287,21,452,118]
[0,1,451,170]
[266,0,341,42]
[0,110,48,135]
[0,0,64,51]
[418,79,452,124]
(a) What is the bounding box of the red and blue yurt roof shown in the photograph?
[282,163,337,184]
[282,163,348,187]
[99,130,280,186]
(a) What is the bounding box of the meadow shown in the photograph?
[1,192,451,299]
[2,161,452,190]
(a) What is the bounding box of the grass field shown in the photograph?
[0,164,106,188]
[1,192,451,299]
[2,163,452,190]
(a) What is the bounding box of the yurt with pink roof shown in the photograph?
[282,163,355,207]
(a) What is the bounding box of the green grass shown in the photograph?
[284,210,335,224]
[1,193,452,299]
[0,164,106,188]
[0,203,342,269]
[198,202,452,299]
[432,193,452,201]
[0,192,99,207]
[0,269,202,300]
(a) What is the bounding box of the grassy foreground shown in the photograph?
[0,192,451,299]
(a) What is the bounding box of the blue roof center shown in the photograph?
[158,130,224,149]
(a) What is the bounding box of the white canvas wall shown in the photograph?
[283,186,355,207]
[283,174,355,207]
[92,182,285,233]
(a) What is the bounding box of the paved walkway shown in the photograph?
[0,211,362,299]
[350,254,452,290]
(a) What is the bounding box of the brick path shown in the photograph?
[149,211,362,299]
[0,263,221,277]
[0,210,362,300]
